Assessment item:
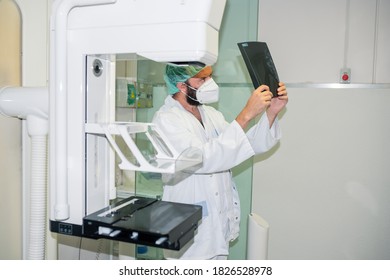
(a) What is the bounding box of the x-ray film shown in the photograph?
[238,41,280,97]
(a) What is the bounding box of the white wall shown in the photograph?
[258,0,389,84]
[254,87,390,259]
[253,0,390,259]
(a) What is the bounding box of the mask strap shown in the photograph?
[184,83,197,91]
[180,90,199,103]
[182,82,201,102]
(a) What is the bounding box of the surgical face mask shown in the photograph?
[186,78,219,104]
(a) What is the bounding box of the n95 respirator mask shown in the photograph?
[195,78,219,104]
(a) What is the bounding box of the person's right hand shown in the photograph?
[236,85,272,129]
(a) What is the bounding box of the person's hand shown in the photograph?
[267,82,288,126]
[236,85,273,129]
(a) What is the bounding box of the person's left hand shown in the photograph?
[268,82,288,117]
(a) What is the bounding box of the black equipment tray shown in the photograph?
[82,196,202,250]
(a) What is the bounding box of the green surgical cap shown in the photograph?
[164,64,204,95]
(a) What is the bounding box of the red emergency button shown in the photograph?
[340,68,351,83]
[342,73,349,81]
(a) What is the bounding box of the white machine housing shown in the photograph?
[49,0,226,236]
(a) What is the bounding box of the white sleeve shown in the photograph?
[246,113,281,154]
[153,110,255,173]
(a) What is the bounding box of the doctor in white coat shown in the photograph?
[152,64,288,260]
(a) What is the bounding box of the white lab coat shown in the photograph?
[152,95,281,259]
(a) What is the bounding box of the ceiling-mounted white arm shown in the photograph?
[52,0,117,221]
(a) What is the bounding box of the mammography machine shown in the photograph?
[49,0,226,250]
[0,0,226,258]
